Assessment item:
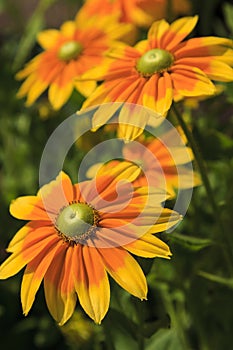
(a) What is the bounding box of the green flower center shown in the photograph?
[58,41,83,61]
[136,49,174,76]
[56,202,99,244]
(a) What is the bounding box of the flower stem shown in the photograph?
[172,103,233,272]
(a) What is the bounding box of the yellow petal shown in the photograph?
[148,19,169,47]
[99,247,147,300]
[10,196,48,221]
[21,240,63,316]
[16,55,42,80]
[172,66,216,96]
[25,78,48,106]
[74,80,97,97]
[118,103,151,141]
[165,16,198,50]
[74,246,110,324]
[79,61,111,81]
[207,60,233,82]
[148,208,182,233]
[91,102,122,131]
[7,222,42,253]
[124,233,171,258]
[48,82,73,110]
[60,21,76,37]
[37,29,60,49]
[38,171,74,215]
[44,248,77,325]
[0,250,27,279]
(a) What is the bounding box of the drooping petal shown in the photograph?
[59,247,78,325]
[25,78,48,106]
[118,102,151,141]
[44,246,77,325]
[16,55,42,80]
[99,247,147,299]
[21,240,64,316]
[74,80,96,97]
[48,81,73,110]
[142,72,174,116]
[74,246,110,324]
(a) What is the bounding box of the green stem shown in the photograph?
[162,288,190,350]
[172,103,233,270]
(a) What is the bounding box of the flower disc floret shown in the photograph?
[136,49,174,76]
[56,202,98,243]
[58,41,83,61]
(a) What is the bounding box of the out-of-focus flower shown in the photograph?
[16,13,134,110]
[81,0,191,27]
[87,127,201,197]
[80,16,233,123]
[60,311,95,346]
[0,164,181,325]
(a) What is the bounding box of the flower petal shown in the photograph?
[38,171,74,219]
[163,16,198,51]
[48,81,73,110]
[74,80,97,97]
[44,246,77,325]
[79,161,141,206]
[176,58,233,82]
[124,233,171,258]
[10,196,49,221]
[171,65,216,96]
[148,19,169,48]
[99,247,147,299]
[21,240,64,316]
[74,246,110,324]
[37,29,60,49]
[7,221,50,253]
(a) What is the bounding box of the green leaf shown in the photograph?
[223,3,233,34]
[198,271,233,289]
[103,309,138,350]
[165,232,213,251]
[13,0,57,71]
[145,329,182,350]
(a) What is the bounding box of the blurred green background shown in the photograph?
[0,0,233,349]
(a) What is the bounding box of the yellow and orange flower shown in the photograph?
[81,0,191,27]
[16,13,133,110]
[0,163,181,325]
[81,16,233,122]
[87,127,201,197]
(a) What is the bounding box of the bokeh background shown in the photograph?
[0,0,233,349]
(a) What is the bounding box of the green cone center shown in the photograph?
[56,203,94,237]
[136,48,174,75]
[58,41,83,61]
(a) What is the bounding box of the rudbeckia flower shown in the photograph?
[16,13,133,110]
[0,163,181,325]
[81,0,191,27]
[81,16,233,118]
[87,127,201,197]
